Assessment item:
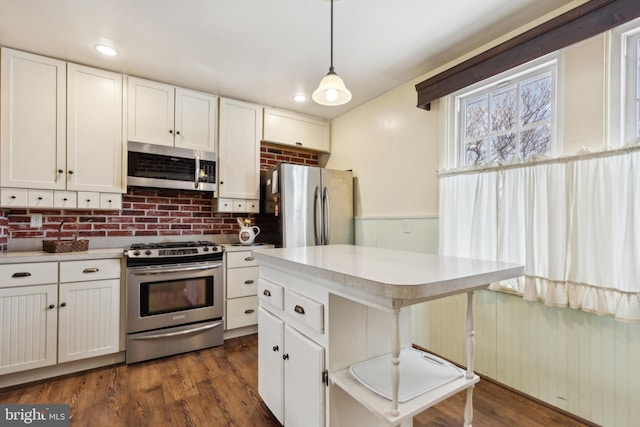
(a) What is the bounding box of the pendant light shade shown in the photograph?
[312,0,351,106]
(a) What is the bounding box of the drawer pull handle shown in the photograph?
[283,354,289,360]
[83,268,100,273]
[272,345,279,352]
[244,256,254,262]
[244,279,254,285]
[12,272,32,278]
[263,289,271,297]
[244,309,255,314]
[294,305,305,315]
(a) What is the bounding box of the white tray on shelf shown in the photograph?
[349,348,464,403]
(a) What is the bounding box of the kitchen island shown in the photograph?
[253,244,523,427]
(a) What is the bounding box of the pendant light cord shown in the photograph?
[329,0,335,73]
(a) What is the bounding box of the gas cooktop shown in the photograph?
[124,240,224,265]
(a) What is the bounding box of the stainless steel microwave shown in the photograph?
[127,141,216,192]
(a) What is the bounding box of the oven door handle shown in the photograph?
[129,263,222,275]
[129,321,223,340]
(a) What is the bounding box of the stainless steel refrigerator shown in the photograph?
[260,163,353,247]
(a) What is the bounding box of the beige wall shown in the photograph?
[325,82,440,218]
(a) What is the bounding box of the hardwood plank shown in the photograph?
[0,334,594,426]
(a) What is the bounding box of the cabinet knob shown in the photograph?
[37,197,43,200]
[263,289,271,297]
[63,198,68,201]
[86,199,91,202]
[60,302,67,307]
[176,131,180,135]
[48,304,55,309]
[58,169,63,174]
[272,345,279,352]
[283,354,289,360]
[294,305,305,315]
[68,170,74,175]
[10,195,16,199]
[220,181,224,185]
[295,142,303,146]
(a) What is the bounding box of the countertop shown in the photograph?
[0,243,275,263]
[252,244,524,304]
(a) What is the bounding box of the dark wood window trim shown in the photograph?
[415,0,640,110]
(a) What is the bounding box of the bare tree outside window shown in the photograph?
[461,69,554,166]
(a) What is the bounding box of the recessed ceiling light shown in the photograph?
[95,44,118,56]
[293,94,307,102]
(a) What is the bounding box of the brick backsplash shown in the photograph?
[0,142,318,251]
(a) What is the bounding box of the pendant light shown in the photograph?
[312,0,352,106]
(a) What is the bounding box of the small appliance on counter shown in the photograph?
[237,217,260,245]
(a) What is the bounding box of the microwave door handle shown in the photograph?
[323,187,330,245]
[194,152,200,189]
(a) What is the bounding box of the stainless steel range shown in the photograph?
[124,241,224,364]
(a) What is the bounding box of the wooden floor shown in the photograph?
[0,334,594,427]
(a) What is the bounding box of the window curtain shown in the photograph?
[439,150,640,322]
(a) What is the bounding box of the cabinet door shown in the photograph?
[284,324,325,427]
[175,88,217,152]
[128,77,175,146]
[0,284,58,375]
[57,279,120,363]
[258,307,284,424]
[263,108,330,153]
[218,98,262,199]
[1,48,66,190]
[67,64,123,192]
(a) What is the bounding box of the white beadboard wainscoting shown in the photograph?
[354,215,439,253]
[356,215,640,427]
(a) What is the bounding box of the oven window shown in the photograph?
[128,151,196,182]
[140,277,214,317]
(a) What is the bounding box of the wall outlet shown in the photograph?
[30,213,43,228]
[402,219,412,233]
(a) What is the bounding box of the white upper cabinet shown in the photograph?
[263,107,330,153]
[1,48,66,190]
[67,64,123,193]
[0,48,124,208]
[218,97,262,200]
[128,77,217,151]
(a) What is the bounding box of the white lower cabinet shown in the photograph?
[0,284,58,375]
[0,258,121,375]
[258,307,325,427]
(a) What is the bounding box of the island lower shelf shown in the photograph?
[331,367,479,426]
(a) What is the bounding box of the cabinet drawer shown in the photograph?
[284,290,324,333]
[226,251,258,268]
[59,259,121,283]
[0,188,28,207]
[226,296,258,329]
[258,278,283,310]
[77,192,100,209]
[28,189,54,207]
[0,262,58,288]
[232,200,246,212]
[54,191,77,208]
[227,266,259,298]
[100,193,122,210]
[246,199,259,213]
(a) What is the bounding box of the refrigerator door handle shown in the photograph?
[323,187,330,245]
[314,186,322,245]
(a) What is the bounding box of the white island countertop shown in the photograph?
[252,244,523,306]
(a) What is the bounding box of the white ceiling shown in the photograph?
[0,0,577,120]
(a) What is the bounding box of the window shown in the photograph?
[624,28,640,141]
[610,17,640,146]
[454,60,558,167]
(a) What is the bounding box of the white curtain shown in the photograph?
[439,151,640,322]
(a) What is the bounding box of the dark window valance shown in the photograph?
[415,0,640,110]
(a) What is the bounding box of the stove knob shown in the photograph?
[145,250,152,256]
[133,250,140,256]
[203,246,209,252]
